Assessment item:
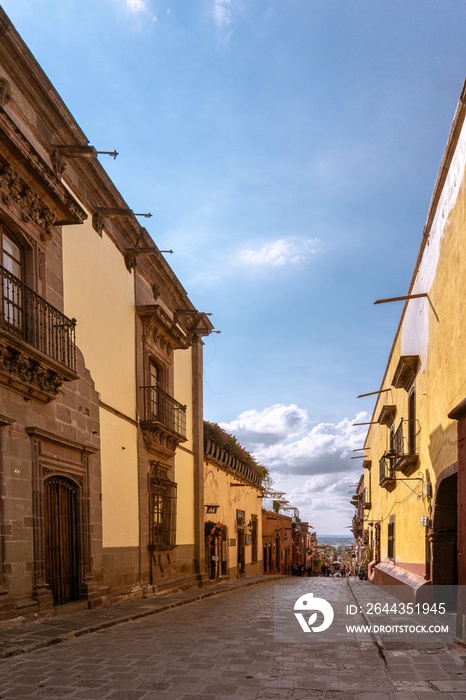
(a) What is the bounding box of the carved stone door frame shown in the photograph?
[26,427,97,608]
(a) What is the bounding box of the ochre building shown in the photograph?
[262,510,293,575]
[204,429,263,580]
[361,80,466,640]
[0,8,213,622]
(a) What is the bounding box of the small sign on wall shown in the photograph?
[229,538,236,547]
[205,505,219,514]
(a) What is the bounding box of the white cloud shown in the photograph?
[220,404,310,447]
[238,237,321,267]
[284,471,362,533]
[213,0,232,29]
[255,413,369,476]
[261,468,361,535]
[289,473,360,508]
[221,405,369,477]
[126,0,147,12]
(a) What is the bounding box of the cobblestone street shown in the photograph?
[0,577,465,700]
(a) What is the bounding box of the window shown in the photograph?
[391,356,419,472]
[387,520,395,560]
[236,509,245,527]
[148,463,177,549]
[148,359,159,420]
[2,229,22,278]
[147,358,172,426]
[250,515,258,562]
[149,359,159,387]
[389,420,395,454]
[1,226,23,329]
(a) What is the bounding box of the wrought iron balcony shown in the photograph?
[379,454,396,488]
[393,418,419,473]
[1,264,76,371]
[352,514,363,536]
[141,385,187,440]
[0,265,77,401]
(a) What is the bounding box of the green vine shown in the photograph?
[204,421,269,482]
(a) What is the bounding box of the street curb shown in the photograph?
[346,578,387,664]
[0,575,283,660]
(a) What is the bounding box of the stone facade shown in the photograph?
[0,8,213,622]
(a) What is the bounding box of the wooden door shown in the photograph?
[44,476,80,606]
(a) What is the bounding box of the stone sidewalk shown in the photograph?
[348,577,466,699]
[0,575,281,660]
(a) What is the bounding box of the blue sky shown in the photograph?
[4,0,466,533]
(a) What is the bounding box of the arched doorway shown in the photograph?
[44,476,80,605]
[431,471,457,585]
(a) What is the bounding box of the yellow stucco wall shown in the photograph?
[418,173,466,471]
[204,460,262,570]
[99,408,139,548]
[364,122,466,571]
[61,204,136,419]
[173,348,193,451]
[61,196,139,551]
[173,348,195,545]
[174,446,195,546]
[364,347,430,567]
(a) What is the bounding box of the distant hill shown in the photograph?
[317,535,353,548]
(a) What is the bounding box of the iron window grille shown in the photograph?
[387,521,395,560]
[149,476,177,549]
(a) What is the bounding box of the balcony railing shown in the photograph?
[141,385,187,439]
[393,418,418,473]
[352,514,363,536]
[379,455,395,488]
[1,265,76,372]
